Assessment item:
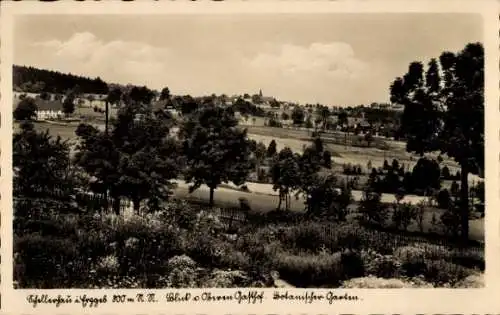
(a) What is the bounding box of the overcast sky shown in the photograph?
[14,14,482,106]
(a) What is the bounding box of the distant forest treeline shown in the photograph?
[13,65,109,95]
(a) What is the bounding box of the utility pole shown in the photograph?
[105,99,109,135]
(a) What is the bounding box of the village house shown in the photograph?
[35,99,64,121]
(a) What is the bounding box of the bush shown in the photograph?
[272,250,344,287]
[14,234,88,288]
[14,98,38,121]
[165,255,198,288]
[340,275,434,288]
[454,273,484,288]
[201,269,251,288]
[391,203,417,231]
[394,245,427,277]
[359,191,388,227]
[436,189,451,209]
[423,259,473,286]
[360,250,402,278]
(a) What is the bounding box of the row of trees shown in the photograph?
[13,65,109,95]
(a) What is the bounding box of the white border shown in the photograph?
[1,1,499,314]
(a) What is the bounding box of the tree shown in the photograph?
[441,166,451,179]
[338,111,348,128]
[305,116,313,129]
[160,87,171,101]
[253,141,267,174]
[390,43,484,242]
[359,190,388,227]
[411,157,441,194]
[62,94,75,116]
[364,132,374,147]
[291,106,305,126]
[14,121,74,199]
[271,147,301,211]
[323,150,332,169]
[181,105,251,207]
[107,88,123,106]
[39,92,50,101]
[267,140,277,157]
[313,137,324,153]
[14,97,38,121]
[317,106,330,130]
[87,94,95,106]
[392,159,400,171]
[75,104,179,213]
[128,86,155,105]
[281,112,290,121]
[178,95,199,115]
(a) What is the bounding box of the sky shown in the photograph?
[14,14,482,106]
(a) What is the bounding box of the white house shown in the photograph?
[35,100,64,121]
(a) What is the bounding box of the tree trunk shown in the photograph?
[105,100,109,135]
[460,166,469,244]
[133,198,141,214]
[209,187,215,207]
[277,191,283,211]
[113,197,121,216]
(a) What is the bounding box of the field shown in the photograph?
[245,125,462,172]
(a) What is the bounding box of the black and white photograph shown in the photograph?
[1,1,497,302]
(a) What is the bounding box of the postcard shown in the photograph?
[1,0,499,314]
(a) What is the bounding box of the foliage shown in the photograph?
[271,147,302,211]
[359,190,388,227]
[267,140,277,157]
[340,276,434,288]
[291,106,305,125]
[391,42,484,242]
[75,103,179,212]
[360,250,403,278]
[13,121,75,202]
[392,203,417,231]
[180,105,252,206]
[160,87,171,101]
[322,150,332,168]
[14,97,38,121]
[13,65,109,95]
[272,250,344,287]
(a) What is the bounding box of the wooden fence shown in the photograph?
[14,184,132,214]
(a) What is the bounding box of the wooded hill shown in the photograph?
[13,65,109,95]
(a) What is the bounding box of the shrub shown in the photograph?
[340,250,365,279]
[423,259,473,286]
[391,203,417,231]
[454,273,484,288]
[14,234,88,288]
[360,250,402,278]
[393,245,427,277]
[340,275,434,288]
[272,250,344,287]
[201,269,251,288]
[436,189,451,209]
[165,255,198,288]
[359,191,388,227]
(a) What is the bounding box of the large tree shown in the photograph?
[181,105,252,206]
[271,147,302,211]
[14,97,38,121]
[14,121,74,198]
[160,87,171,101]
[390,42,484,242]
[75,103,179,213]
[291,106,305,126]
